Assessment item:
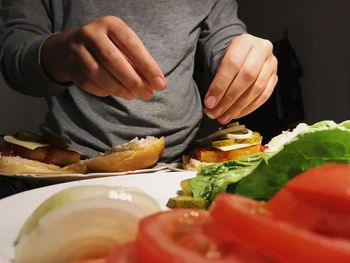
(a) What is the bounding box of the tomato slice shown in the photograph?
[136,209,268,263]
[105,242,138,263]
[71,258,106,263]
[71,243,136,263]
[283,163,350,209]
[210,193,350,263]
[268,163,350,238]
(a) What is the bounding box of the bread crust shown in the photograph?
[183,144,261,170]
[0,142,81,166]
[0,156,87,174]
[182,155,209,171]
[85,137,165,172]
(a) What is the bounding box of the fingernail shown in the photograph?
[127,92,137,100]
[141,90,153,101]
[205,112,216,119]
[152,76,167,91]
[205,95,217,109]
[219,114,231,124]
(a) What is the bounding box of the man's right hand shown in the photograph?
[41,16,167,100]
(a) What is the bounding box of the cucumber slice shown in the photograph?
[166,196,208,209]
[41,130,71,149]
[180,179,193,196]
[15,130,44,143]
[197,124,246,144]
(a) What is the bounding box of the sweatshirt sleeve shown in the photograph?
[198,0,247,77]
[0,0,68,97]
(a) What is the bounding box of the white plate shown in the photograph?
[0,170,196,263]
[0,163,169,182]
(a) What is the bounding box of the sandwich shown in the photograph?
[0,130,166,174]
[183,122,262,170]
[0,130,85,174]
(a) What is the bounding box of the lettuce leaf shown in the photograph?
[191,153,265,202]
[235,120,350,199]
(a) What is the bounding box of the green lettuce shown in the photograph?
[190,120,350,203]
[235,120,350,199]
[191,153,266,202]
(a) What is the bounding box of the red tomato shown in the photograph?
[71,258,106,263]
[105,242,138,263]
[268,163,350,238]
[283,163,350,209]
[136,209,269,263]
[210,193,350,263]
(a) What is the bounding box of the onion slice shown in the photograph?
[14,185,160,263]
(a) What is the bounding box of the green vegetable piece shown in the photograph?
[180,179,193,196]
[191,153,264,202]
[41,130,71,149]
[340,120,350,129]
[166,196,209,209]
[15,130,44,143]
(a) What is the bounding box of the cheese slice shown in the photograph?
[4,135,49,150]
[213,143,255,151]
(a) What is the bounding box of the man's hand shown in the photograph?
[41,16,167,100]
[204,34,278,124]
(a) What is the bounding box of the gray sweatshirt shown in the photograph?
[0,0,245,161]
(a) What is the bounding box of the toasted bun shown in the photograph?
[182,155,210,171]
[196,144,261,163]
[0,156,87,174]
[182,144,261,170]
[85,136,165,172]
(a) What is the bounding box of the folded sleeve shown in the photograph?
[0,0,69,97]
[198,0,247,77]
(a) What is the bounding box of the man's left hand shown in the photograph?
[204,34,278,124]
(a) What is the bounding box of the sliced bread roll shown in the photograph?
[85,136,165,172]
[0,156,87,174]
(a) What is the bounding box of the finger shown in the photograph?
[216,55,277,122]
[77,73,134,100]
[68,59,109,97]
[237,74,278,118]
[229,39,273,101]
[204,34,254,110]
[72,44,137,100]
[74,72,109,97]
[218,74,278,124]
[106,17,167,91]
[84,33,153,100]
